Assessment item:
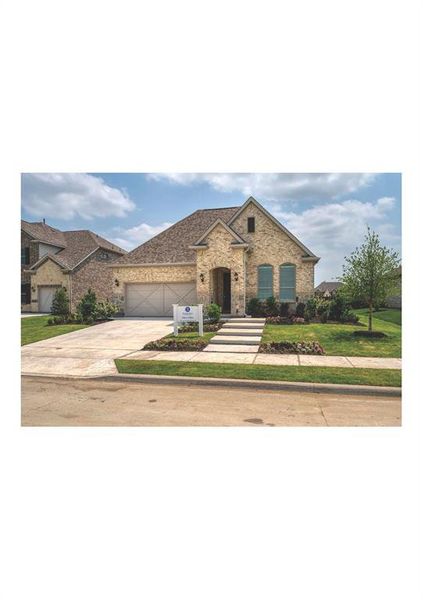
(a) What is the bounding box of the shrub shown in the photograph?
[295,302,305,318]
[76,288,97,322]
[47,317,55,326]
[259,341,325,355]
[340,310,359,324]
[143,337,209,351]
[305,297,317,319]
[95,300,118,321]
[247,297,264,317]
[264,296,279,317]
[279,302,290,317]
[51,287,70,317]
[328,293,349,321]
[320,311,328,323]
[265,316,291,325]
[205,303,221,323]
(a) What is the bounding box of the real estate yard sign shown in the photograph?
[173,304,203,336]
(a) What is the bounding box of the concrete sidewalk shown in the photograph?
[123,349,402,370]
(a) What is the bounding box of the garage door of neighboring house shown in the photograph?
[126,282,197,317]
[38,286,59,313]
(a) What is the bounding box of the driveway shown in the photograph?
[21,318,173,377]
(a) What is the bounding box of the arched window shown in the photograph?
[257,264,273,299]
[279,263,296,302]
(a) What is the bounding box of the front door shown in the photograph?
[222,271,231,313]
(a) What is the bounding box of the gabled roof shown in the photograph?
[26,227,126,272]
[228,196,319,260]
[21,220,66,247]
[114,206,240,265]
[315,281,342,293]
[190,218,247,248]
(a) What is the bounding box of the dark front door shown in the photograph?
[222,271,231,313]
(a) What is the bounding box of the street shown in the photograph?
[21,376,401,426]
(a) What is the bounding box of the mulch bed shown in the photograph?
[259,341,325,355]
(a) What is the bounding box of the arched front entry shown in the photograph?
[210,267,231,313]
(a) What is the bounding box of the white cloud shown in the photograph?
[111,222,174,251]
[21,173,135,220]
[273,197,399,282]
[147,173,377,201]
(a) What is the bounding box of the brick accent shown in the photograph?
[70,249,123,310]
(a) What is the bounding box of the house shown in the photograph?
[110,196,320,317]
[314,281,342,298]
[21,220,126,312]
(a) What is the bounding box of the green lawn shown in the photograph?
[355,307,401,326]
[115,359,401,387]
[21,315,89,346]
[262,311,401,358]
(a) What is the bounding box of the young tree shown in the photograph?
[341,227,400,331]
[51,287,70,317]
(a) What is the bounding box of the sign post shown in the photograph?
[172,304,203,336]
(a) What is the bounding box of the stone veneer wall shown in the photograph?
[30,259,70,312]
[111,264,197,314]
[231,203,315,303]
[70,249,123,310]
[196,224,246,315]
[21,231,40,310]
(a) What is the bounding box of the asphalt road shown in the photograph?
[21,376,401,426]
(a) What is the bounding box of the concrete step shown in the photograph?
[225,318,265,324]
[203,344,259,353]
[221,322,264,330]
[209,336,261,345]
[217,328,263,336]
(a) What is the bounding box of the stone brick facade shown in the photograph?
[71,248,123,310]
[111,264,197,313]
[230,202,315,303]
[21,231,39,309]
[30,260,70,312]
[195,223,246,314]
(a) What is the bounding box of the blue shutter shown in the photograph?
[258,265,273,299]
[280,264,296,302]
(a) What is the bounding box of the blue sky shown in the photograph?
[21,173,401,283]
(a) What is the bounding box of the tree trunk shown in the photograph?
[368,302,373,332]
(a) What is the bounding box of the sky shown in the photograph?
[21,173,401,283]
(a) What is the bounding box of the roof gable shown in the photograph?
[229,196,319,260]
[191,218,247,247]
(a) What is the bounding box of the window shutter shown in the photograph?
[279,264,296,302]
[258,265,273,299]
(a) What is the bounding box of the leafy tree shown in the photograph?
[51,287,70,317]
[341,227,400,331]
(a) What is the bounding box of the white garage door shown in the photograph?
[126,282,197,317]
[38,286,59,313]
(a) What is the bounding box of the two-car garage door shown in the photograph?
[125,282,197,317]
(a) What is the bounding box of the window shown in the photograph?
[279,263,296,302]
[21,247,30,265]
[247,217,255,233]
[257,264,273,299]
[21,283,30,304]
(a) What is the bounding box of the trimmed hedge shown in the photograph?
[259,341,325,355]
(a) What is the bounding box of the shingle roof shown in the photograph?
[23,221,126,271]
[21,220,66,247]
[315,281,342,293]
[115,207,241,264]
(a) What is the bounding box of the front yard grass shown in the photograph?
[115,359,401,387]
[21,315,89,346]
[355,307,401,326]
[262,311,401,358]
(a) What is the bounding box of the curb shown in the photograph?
[96,372,401,398]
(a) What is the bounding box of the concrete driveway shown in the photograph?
[21,318,173,377]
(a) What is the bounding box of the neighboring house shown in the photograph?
[110,196,320,317]
[21,220,126,313]
[314,281,342,298]
[386,265,401,308]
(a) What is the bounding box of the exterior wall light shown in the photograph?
[199,273,205,283]
[115,278,120,287]
[234,272,239,282]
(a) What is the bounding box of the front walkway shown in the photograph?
[203,317,265,353]
[124,349,401,370]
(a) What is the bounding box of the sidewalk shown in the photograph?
[123,349,401,370]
